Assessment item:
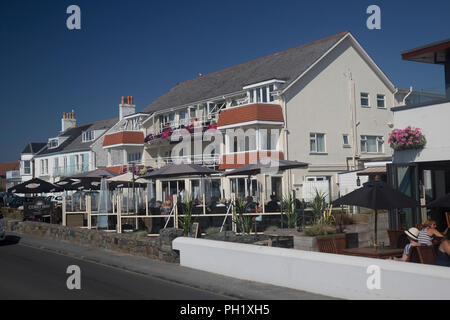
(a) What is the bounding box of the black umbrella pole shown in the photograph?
[375,209,378,246]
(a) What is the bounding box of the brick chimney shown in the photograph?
[61,110,76,132]
[119,96,136,120]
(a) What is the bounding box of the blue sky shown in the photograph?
[0,0,449,162]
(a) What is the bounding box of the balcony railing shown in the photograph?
[145,119,218,144]
[53,165,89,177]
[142,154,221,169]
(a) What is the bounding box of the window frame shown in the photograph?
[23,160,31,175]
[360,92,370,108]
[360,135,384,154]
[342,134,351,148]
[376,94,386,109]
[82,130,95,142]
[310,133,326,154]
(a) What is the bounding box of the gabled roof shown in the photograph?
[142,31,395,114]
[35,117,118,157]
[21,142,47,154]
[142,31,350,114]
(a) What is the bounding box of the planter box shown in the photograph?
[292,233,346,252]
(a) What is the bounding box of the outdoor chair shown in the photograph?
[316,237,338,254]
[406,246,421,263]
[387,229,404,248]
[416,245,437,265]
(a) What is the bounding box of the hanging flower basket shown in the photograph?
[388,126,426,151]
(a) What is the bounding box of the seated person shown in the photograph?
[436,232,450,267]
[418,219,448,246]
[160,201,172,222]
[265,195,280,212]
[207,121,217,131]
[396,232,410,250]
[244,196,257,213]
[207,200,217,213]
[392,227,420,262]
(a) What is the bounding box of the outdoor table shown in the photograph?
[341,247,403,259]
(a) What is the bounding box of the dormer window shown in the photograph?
[82,130,95,142]
[244,80,284,104]
[49,139,59,149]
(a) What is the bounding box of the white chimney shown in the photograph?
[61,110,76,132]
[119,96,136,120]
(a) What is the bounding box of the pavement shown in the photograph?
[0,232,335,300]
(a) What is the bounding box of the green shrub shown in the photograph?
[133,230,148,237]
[232,198,252,234]
[205,227,220,235]
[179,197,194,236]
[282,194,298,228]
[303,224,337,237]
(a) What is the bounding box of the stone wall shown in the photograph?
[3,218,183,263]
[1,207,24,220]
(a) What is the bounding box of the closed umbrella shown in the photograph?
[332,180,420,244]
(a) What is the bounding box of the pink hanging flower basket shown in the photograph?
[388,127,426,151]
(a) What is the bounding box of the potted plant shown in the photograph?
[178,197,194,236]
[282,194,299,229]
[232,198,251,234]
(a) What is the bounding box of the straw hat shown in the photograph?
[404,227,420,241]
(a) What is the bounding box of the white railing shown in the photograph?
[158,113,219,134]
[53,165,89,177]
[159,154,221,166]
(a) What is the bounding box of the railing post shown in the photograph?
[231,193,236,233]
[87,195,92,229]
[174,195,178,229]
[62,195,66,226]
[203,193,206,215]
[117,195,122,233]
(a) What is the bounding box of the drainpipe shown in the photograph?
[349,74,358,170]
[281,94,291,195]
[402,86,413,105]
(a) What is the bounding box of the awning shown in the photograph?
[356,166,386,176]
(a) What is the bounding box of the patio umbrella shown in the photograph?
[9,178,61,194]
[142,163,218,179]
[332,180,420,244]
[69,168,119,179]
[224,158,308,176]
[426,194,450,208]
[224,158,308,228]
[107,172,148,185]
[55,178,101,191]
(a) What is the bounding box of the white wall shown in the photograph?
[393,101,450,163]
[285,37,394,200]
[173,238,450,300]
